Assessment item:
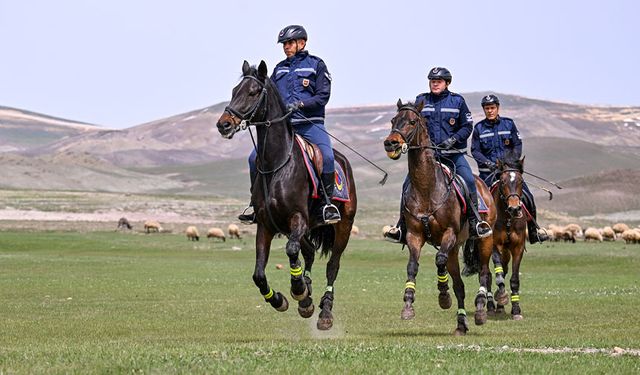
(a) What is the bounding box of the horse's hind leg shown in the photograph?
[317,223,350,331]
[253,225,288,312]
[287,213,309,302]
[297,238,316,318]
[447,247,468,336]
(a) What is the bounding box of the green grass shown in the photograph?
[1,232,639,373]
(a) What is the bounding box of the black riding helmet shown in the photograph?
[481,94,500,107]
[427,67,452,84]
[277,25,308,43]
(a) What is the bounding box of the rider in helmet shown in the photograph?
[471,94,548,244]
[239,25,341,225]
[385,67,493,243]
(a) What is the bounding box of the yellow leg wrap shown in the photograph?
[437,274,449,283]
[290,266,303,277]
[494,266,504,274]
[457,308,467,316]
[405,281,416,291]
[263,288,274,300]
[511,295,520,302]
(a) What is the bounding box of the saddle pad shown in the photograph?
[296,137,350,202]
[439,162,489,214]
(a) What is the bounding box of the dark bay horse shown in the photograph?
[489,155,527,320]
[383,100,496,335]
[216,61,357,330]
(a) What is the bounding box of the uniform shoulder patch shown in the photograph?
[324,72,332,81]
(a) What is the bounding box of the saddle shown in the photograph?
[438,163,489,215]
[295,135,350,202]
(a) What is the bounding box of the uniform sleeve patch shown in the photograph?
[324,72,332,81]
[466,113,473,122]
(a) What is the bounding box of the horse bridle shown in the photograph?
[224,75,292,130]
[498,168,523,210]
[391,106,450,153]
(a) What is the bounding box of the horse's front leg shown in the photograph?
[253,224,288,312]
[493,247,510,310]
[446,246,468,336]
[287,213,309,302]
[435,229,457,311]
[474,236,494,325]
[509,246,525,320]
[317,218,351,330]
[400,225,425,320]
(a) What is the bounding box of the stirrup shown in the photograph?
[475,220,493,238]
[322,203,341,224]
[384,226,403,243]
[238,206,256,224]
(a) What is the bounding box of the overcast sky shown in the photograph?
[1,0,638,128]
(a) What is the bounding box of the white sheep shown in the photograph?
[350,225,360,236]
[185,226,200,241]
[613,223,630,237]
[228,224,241,239]
[621,229,640,244]
[144,220,163,233]
[583,227,603,242]
[602,226,616,241]
[207,227,226,242]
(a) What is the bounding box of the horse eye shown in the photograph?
[409,120,416,125]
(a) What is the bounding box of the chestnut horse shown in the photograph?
[383,100,496,335]
[489,155,527,320]
[216,61,357,330]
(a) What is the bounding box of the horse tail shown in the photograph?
[462,239,480,276]
[306,225,335,258]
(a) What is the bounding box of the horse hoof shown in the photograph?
[496,306,506,315]
[298,303,315,318]
[317,311,333,330]
[454,328,467,336]
[275,293,289,312]
[474,310,487,325]
[495,291,509,306]
[401,306,415,320]
[512,314,523,321]
[438,292,452,309]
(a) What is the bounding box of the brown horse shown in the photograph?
[383,100,496,335]
[216,61,357,330]
[489,155,527,320]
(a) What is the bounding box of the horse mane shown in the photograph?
[244,65,288,116]
[498,149,523,172]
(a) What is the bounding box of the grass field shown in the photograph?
[1,231,639,374]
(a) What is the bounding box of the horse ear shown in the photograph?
[397,98,403,109]
[242,60,251,76]
[257,60,268,79]
[520,155,525,171]
[415,101,424,112]
[496,159,503,170]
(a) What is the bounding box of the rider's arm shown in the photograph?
[299,60,331,110]
[471,126,491,165]
[453,99,473,142]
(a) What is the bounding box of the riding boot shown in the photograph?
[522,192,548,244]
[467,191,492,239]
[384,215,406,244]
[321,172,341,224]
[238,169,258,224]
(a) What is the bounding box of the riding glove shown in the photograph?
[439,137,457,149]
[286,101,304,112]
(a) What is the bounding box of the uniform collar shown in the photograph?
[287,50,309,62]
[429,89,450,100]
[485,115,501,126]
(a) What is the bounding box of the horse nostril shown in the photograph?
[384,139,398,150]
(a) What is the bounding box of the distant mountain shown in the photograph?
[0,106,103,152]
[1,95,639,220]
